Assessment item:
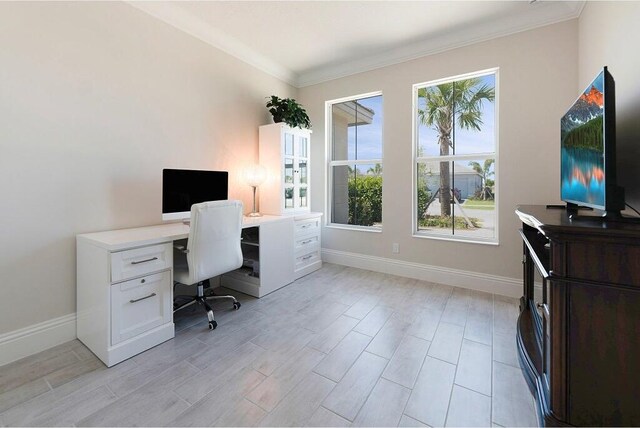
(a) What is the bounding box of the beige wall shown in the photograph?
[0,2,294,334]
[299,20,578,283]
[578,1,640,212]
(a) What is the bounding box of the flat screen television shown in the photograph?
[162,169,228,221]
[560,66,624,215]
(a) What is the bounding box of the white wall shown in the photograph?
[0,2,295,334]
[578,1,640,212]
[299,20,578,284]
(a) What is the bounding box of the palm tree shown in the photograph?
[418,78,495,216]
[468,159,495,200]
[367,163,382,176]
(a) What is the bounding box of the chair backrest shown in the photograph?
[186,200,244,283]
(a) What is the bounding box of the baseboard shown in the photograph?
[321,248,521,298]
[0,313,77,367]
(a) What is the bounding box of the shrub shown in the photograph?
[418,215,480,229]
[348,175,382,226]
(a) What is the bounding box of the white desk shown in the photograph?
[76,212,322,367]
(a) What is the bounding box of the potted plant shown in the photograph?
[266,95,311,129]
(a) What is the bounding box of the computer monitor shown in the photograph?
[162,169,229,221]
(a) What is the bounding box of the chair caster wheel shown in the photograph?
[233,302,241,310]
[208,321,217,330]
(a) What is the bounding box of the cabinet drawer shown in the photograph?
[294,218,320,237]
[111,243,172,283]
[295,249,320,271]
[111,270,172,345]
[294,234,320,255]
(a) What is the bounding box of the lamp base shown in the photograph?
[247,212,263,217]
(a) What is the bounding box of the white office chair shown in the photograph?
[173,200,244,330]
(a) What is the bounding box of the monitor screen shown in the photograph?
[162,169,228,220]
[560,70,606,209]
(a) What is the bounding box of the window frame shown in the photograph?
[325,91,384,232]
[411,68,499,245]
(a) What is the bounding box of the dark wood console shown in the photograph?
[515,205,640,426]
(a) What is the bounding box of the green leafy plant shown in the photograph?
[266,96,311,129]
[348,174,382,226]
[418,215,480,229]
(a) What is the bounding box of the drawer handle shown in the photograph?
[131,257,158,265]
[130,293,156,303]
[300,239,314,245]
[301,224,312,229]
[301,254,313,261]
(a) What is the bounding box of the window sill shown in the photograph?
[325,224,382,233]
[412,232,499,246]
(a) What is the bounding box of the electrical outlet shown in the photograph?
[392,243,399,254]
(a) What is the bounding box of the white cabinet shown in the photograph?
[259,123,312,216]
[221,216,295,298]
[293,213,322,280]
[77,239,174,367]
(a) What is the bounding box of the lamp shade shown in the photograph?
[242,164,267,187]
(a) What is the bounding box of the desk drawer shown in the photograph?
[110,270,172,345]
[111,243,171,283]
[294,234,320,255]
[295,249,320,272]
[294,218,320,238]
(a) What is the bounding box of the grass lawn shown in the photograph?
[462,199,495,210]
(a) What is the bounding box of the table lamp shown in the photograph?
[243,164,267,217]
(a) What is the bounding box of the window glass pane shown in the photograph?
[332,164,382,227]
[299,159,308,184]
[416,75,495,157]
[417,159,495,240]
[284,158,294,184]
[298,136,308,158]
[285,133,294,156]
[284,187,294,209]
[299,187,308,208]
[332,95,383,161]
[452,75,496,155]
[452,158,496,240]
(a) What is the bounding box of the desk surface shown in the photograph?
[77,213,322,251]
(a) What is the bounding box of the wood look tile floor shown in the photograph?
[0,264,538,427]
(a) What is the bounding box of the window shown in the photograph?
[413,69,498,243]
[327,92,383,229]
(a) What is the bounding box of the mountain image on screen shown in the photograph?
[560,71,605,207]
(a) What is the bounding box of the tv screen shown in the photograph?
[162,169,228,221]
[561,69,610,210]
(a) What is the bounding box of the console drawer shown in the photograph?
[110,270,172,345]
[111,243,172,283]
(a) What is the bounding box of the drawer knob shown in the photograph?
[141,279,146,284]
[129,293,156,303]
[131,257,158,265]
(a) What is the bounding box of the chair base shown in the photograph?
[173,281,241,330]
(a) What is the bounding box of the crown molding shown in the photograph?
[127,1,584,89]
[296,1,585,87]
[127,1,298,87]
